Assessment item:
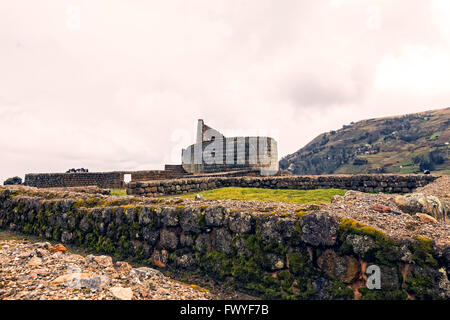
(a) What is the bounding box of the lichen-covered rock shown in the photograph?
[213,228,233,254]
[227,211,253,234]
[266,253,285,271]
[180,232,195,247]
[179,207,202,233]
[159,228,178,250]
[204,206,226,227]
[379,265,400,291]
[394,193,446,221]
[138,207,152,226]
[317,249,360,283]
[233,236,252,257]
[61,231,73,244]
[79,217,91,233]
[160,207,179,227]
[260,217,282,243]
[195,233,212,252]
[300,211,338,246]
[174,253,196,269]
[345,234,377,257]
[403,264,450,299]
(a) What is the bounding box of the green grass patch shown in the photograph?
[110,189,127,196]
[428,131,442,141]
[179,187,347,204]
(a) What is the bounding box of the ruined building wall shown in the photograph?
[24,172,125,189]
[127,174,438,197]
[182,136,279,174]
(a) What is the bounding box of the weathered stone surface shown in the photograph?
[159,228,178,250]
[213,228,233,254]
[228,211,253,234]
[395,193,446,221]
[179,208,202,233]
[195,233,212,252]
[300,211,338,246]
[260,217,282,243]
[317,250,360,283]
[204,206,226,227]
[109,286,133,300]
[345,234,377,257]
[160,207,179,227]
[174,253,196,268]
[415,213,439,224]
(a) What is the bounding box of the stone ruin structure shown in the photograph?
[181,119,279,175]
[23,120,279,189]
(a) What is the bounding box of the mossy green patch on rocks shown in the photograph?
[410,236,438,269]
[337,218,400,265]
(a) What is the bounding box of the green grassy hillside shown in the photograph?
[280,108,450,175]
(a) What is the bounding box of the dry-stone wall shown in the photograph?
[1,187,448,300]
[25,172,125,189]
[128,174,438,197]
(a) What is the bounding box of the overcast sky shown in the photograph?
[2,0,450,182]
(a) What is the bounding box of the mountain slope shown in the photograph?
[279,108,450,175]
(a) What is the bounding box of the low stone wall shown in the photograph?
[127,174,438,197]
[0,187,448,299]
[130,170,185,181]
[25,172,125,189]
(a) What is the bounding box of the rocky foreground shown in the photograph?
[0,238,214,300]
[0,175,449,300]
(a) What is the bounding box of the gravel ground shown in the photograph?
[415,175,450,199]
[328,191,450,248]
[0,237,217,300]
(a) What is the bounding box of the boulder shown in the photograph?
[415,213,439,225]
[300,211,338,246]
[317,250,360,283]
[394,193,446,221]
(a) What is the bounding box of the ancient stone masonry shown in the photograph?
[0,186,449,300]
[127,174,438,197]
[182,120,279,174]
[25,172,125,189]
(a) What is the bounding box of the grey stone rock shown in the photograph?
[61,231,73,244]
[228,211,253,234]
[300,211,338,246]
[161,207,179,227]
[180,232,194,247]
[214,228,233,254]
[195,233,212,252]
[159,228,178,250]
[134,267,163,278]
[260,217,282,244]
[138,207,152,226]
[175,253,196,268]
[79,217,91,232]
[345,234,377,257]
[180,208,202,233]
[204,206,226,227]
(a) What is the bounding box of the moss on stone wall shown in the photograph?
[0,188,447,300]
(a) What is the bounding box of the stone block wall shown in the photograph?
[0,187,448,300]
[127,174,438,197]
[130,170,185,182]
[182,137,279,174]
[24,172,125,189]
